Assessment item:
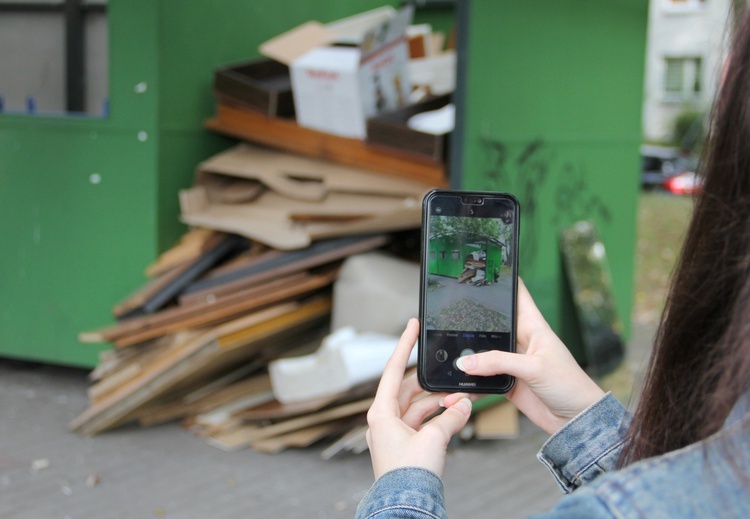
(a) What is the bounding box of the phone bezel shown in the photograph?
[418,189,520,394]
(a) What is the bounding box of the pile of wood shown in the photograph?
[70,228,389,451]
[70,227,519,454]
[458,258,487,286]
[69,94,518,454]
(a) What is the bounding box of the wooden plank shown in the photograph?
[134,373,273,427]
[116,269,334,348]
[185,392,276,432]
[69,297,331,435]
[81,267,336,347]
[321,424,369,460]
[116,233,249,319]
[206,397,373,450]
[233,394,338,422]
[206,101,447,187]
[145,227,217,278]
[251,422,343,454]
[179,234,388,306]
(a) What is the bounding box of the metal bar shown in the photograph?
[448,0,469,188]
[64,0,85,112]
[0,2,105,13]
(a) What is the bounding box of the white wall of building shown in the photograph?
[642,0,733,143]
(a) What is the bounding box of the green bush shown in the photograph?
[673,110,704,153]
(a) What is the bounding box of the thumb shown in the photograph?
[427,397,472,439]
[457,350,539,381]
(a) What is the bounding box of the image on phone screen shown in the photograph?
[419,191,519,393]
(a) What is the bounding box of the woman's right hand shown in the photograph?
[443,278,605,435]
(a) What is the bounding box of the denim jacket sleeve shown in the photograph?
[355,467,447,519]
[537,392,631,493]
[356,393,630,519]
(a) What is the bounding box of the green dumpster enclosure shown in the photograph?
[0,0,647,367]
[456,0,647,358]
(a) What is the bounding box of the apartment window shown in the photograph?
[664,57,702,101]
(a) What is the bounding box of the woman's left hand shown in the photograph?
[365,318,473,480]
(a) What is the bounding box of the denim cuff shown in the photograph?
[537,392,631,494]
[356,467,446,519]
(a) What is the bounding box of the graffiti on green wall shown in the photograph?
[476,137,611,270]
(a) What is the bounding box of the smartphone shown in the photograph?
[418,190,520,394]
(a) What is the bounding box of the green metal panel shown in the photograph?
[0,0,161,367]
[3,0,433,367]
[429,236,462,277]
[458,0,648,353]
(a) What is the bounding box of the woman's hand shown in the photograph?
[443,279,605,435]
[365,318,472,480]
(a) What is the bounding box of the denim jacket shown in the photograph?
[356,392,750,518]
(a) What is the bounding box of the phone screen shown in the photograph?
[418,190,519,393]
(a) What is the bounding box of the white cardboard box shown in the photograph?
[260,6,413,139]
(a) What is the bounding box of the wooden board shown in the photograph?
[80,267,337,347]
[145,227,217,278]
[112,233,247,319]
[69,297,331,436]
[206,397,373,451]
[250,422,342,454]
[206,101,447,187]
[134,373,273,427]
[179,234,388,306]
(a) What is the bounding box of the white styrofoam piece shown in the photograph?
[268,327,417,404]
[331,251,419,336]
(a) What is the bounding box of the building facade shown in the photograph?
[642,0,733,143]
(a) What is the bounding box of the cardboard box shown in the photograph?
[213,58,294,117]
[260,6,414,139]
[366,94,451,163]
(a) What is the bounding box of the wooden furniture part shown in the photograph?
[205,101,447,187]
[69,297,331,436]
[80,267,337,348]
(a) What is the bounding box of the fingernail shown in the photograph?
[456,355,475,372]
[438,397,445,408]
[457,397,472,413]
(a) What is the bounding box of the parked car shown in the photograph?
[640,144,701,195]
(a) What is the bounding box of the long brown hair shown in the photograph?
[619,10,750,464]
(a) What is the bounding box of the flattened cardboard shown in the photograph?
[259,21,338,66]
[325,5,397,44]
[196,143,432,202]
[180,184,422,250]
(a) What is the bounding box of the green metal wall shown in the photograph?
[0,0,404,367]
[1,0,646,367]
[457,0,648,352]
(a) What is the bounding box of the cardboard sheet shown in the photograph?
[180,186,421,250]
[259,21,338,66]
[196,143,431,202]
